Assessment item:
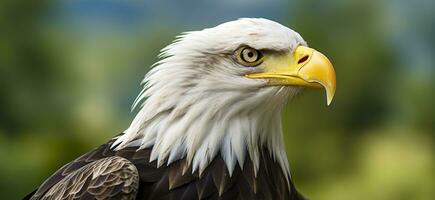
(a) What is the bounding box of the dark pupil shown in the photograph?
[247,52,254,57]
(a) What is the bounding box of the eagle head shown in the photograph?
[114,18,336,179]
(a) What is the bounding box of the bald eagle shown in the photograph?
[24,18,335,200]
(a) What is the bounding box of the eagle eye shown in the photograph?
[234,46,263,67]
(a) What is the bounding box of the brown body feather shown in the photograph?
[24,137,305,200]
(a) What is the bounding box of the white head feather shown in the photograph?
[113,18,307,180]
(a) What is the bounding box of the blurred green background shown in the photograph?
[1,0,434,199]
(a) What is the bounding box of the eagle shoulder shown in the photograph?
[29,156,139,200]
[26,138,305,200]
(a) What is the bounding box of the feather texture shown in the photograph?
[26,137,305,200]
[30,156,139,200]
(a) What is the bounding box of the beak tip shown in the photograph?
[326,90,335,106]
[327,98,332,106]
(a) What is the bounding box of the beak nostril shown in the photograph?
[298,55,309,64]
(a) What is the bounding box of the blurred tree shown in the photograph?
[0,0,75,134]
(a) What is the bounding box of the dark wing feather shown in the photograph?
[168,161,195,190]
[31,156,139,200]
[195,172,216,199]
[210,158,234,196]
[26,137,305,200]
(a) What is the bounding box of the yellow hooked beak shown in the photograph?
[245,46,336,105]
